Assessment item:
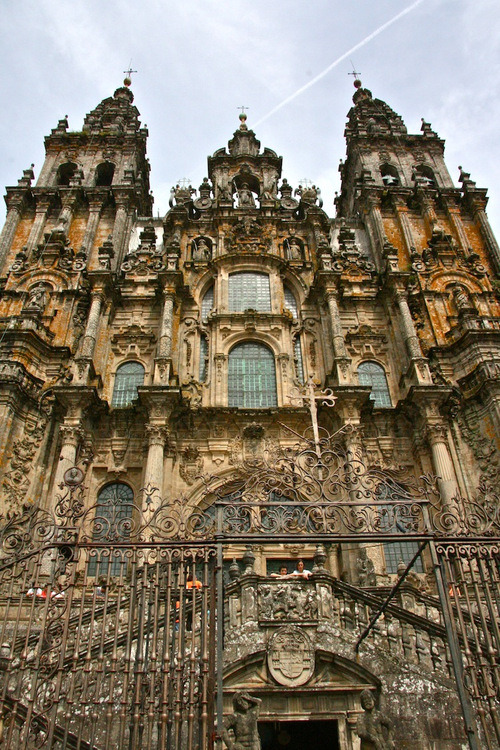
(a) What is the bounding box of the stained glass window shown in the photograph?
[201,285,214,321]
[88,483,134,576]
[228,273,271,312]
[358,361,392,407]
[111,361,145,408]
[284,287,298,318]
[228,342,277,408]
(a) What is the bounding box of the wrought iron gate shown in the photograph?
[0,422,499,749]
[0,502,217,750]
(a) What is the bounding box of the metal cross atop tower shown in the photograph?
[287,377,336,460]
[348,61,361,80]
[237,106,249,115]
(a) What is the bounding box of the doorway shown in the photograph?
[259,720,339,750]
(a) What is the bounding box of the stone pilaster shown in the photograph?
[26,196,52,253]
[0,197,23,270]
[427,422,459,506]
[325,289,350,384]
[153,289,175,384]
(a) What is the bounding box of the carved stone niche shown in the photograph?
[190,236,213,262]
[283,236,304,261]
[110,324,156,356]
[345,324,388,359]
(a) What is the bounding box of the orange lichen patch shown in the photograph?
[382,218,405,260]
[407,217,428,252]
[68,218,87,250]
[9,218,33,260]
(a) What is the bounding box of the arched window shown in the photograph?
[413,165,436,187]
[284,286,298,318]
[228,272,271,312]
[228,342,277,408]
[56,162,77,186]
[358,361,392,407]
[201,285,214,321]
[111,361,145,407]
[95,161,115,186]
[380,164,399,186]
[88,483,134,576]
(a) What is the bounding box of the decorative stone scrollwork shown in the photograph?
[179,446,204,486]
[2,419,47,508]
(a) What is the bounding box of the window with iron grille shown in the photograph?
[88,483,134,577]
[228,273,271,312]
[294,335,305,382]
[111,361,145,407]
[377,485,424,574]
[199,334,208,382]
[201,285,214,321]
[284,286,298,318]
[228,342,277,408]
[357,361,392,407]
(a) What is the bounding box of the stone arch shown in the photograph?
[56,161,78,186]
[94,161,115,186]
[380,162,400,186]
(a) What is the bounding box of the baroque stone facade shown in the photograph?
[0,78,499,749]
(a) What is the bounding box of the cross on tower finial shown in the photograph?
[237,106,249,115]
[123,63,137,87]
[348,60,361,80]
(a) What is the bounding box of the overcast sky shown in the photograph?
[1,0,499,239]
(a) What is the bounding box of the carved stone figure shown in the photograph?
[237,183,256,208]
[356,547,376,587]
[223,692,262,750]
[284,237,302,260]
[452,284,474,313]
[192,237,211,261]
[356,689,395,750]
[25,283,47,312]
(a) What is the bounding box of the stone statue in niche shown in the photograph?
[25,283,47,312]
[223,692,262,750]
[356,689,395,750]
[192,237,212,261]
[284,237,302,260]
[356,547,376,587]
[452,284,474,313]
[237,183,256,208]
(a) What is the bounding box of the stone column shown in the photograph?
[444,203,470,252]
[80,290,106,359]
[26,197,51,253]
[393,289,432,384]
[143,425,169,495]
[154,289,175,384]
[326,290,350,383]
[473,205,500,275]
[393,198,416,255]
[427,423,458,506]
[81,200,103,257]
[0,199,23,269]
[365,195,385,257]
[112,195,131,268]
[52,424,83,493]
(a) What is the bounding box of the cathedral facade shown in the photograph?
[0,80,499,749]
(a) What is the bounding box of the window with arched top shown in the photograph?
[358,361,392,408]
[228,272,271,312]
[376,485,424,574]
[380,164,399,187]
[88,483,134,576]
[111,361,145,407]
[284,286,298,318]
[413,165,436,187]
[95,161,115,186]
[201,285,214,321]
[56,162,78,186]
[228,342,277,408]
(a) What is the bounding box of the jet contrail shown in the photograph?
[254,0,425,127]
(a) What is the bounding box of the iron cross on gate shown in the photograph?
[287,376,336,460]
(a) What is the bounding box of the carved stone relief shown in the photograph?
[267,625,315,687]
[258,582,318,622]
[2,418,47,508]
[179,446,204,486]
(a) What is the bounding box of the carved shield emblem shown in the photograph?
[268,626,314,687]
